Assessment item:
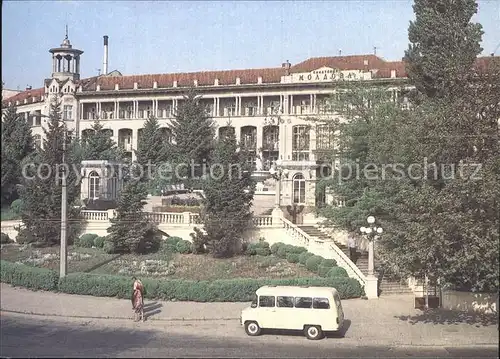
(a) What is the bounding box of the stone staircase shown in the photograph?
[299,225,412,296]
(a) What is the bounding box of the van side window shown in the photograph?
[259,296,275,307]
[277,296,294,307]
[313,297,330,309]
[295,297,313,308]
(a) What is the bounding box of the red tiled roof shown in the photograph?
[372,61,408,79]
[3,87,44,106]
[89,67,285,91]
[290,55,388,73]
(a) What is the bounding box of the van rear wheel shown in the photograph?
[245,321,262,336]
[304,325,323,340]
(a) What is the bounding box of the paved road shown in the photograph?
[1,313,498,358]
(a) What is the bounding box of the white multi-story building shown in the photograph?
[3,33,497,220]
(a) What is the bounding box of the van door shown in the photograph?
[257,295,277,328]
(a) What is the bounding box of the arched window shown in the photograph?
[293,173,306,204]
[33,134,42,149]
[88,171,100,200]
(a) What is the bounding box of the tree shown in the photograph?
[1,105,34,203]
[404,0,483,99]
[80,119,123,161]
[317,0,499,291]
[17,99,82,245]
[106,176,159,254]
[135,116,171,192]
[193,127,255,258]
[170,89,216,187]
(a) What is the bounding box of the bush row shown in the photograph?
[0,260,364,301]
[1,232,13,244]
[270,242,349,279]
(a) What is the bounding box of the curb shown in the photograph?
[0,309,239,322]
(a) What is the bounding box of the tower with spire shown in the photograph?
[49,26,84,81]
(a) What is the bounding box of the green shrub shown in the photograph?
[1,232,12,244]
[256,256,279,268]
[327,267,349,278]
[257,241,270,249]
[318,259,337,277]
[305,255,324,272]
[254,247,271,256]
[0,260,58,291]
[176,240,192,254]
[276,246,288,259]
[288,245,308,254]
[0,260,364,300]
[76,234,98,248]
[93,236,106,248]
[286,253,300,263]
[245,243,260,256]
[10,199,23,215]
[270,242,284,255]
[298,251,313,265]
[164,236,183,252]
[103,240,116,254]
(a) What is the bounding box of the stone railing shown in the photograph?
[81,210,109,221]
[253,216,273,227]
[145,212,184,224]
[276,216,367,288]
[81,210,273,228]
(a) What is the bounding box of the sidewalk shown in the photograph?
[0,283,245,321]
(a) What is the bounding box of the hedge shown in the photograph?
[94,236,106,248]
[0,260,59,291]
[245,242,270,256]
[305,255,324,272]
[327,267,349,278]
[0,260,364,301]
[1,232,12,244]
[299,251,314,265]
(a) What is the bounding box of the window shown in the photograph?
[240,126,257,150]
[88,171,100,199]
[292,125,310,161]
[295,297,312,308]
[293,173,306,204]
[277,296,294,308]
[224,105,236,117]
[63,105,73,120]
[258,296,275,308]
[316,125,336,150]
[313,297,330,309]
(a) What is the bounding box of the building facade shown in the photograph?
[3,34,497,218]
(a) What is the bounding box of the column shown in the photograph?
[290,95,294,115]
[132,129,139,161]
[97,102,101,118]
[256,125,263,160]
[116,101,120,119]
[239,96,242,116]
[213,97,217,117]
[114,101,118,119]
[368,239,374,276]
[279,95,283,114]
[312,94,317,113]
[53,56,56,73]
[310,94,313,114]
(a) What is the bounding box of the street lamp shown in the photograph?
[360,216,383,277]
[269,159,288,210]
[30,109,68,278]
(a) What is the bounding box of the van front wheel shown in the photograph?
[304,325,323,340]
[245,321,262,336]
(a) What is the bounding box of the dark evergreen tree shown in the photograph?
[170,89,216,187]
[80,119,123,161]
[404,0,483,99]
[193,129,255,258]
[135,116,171,192]
[1,106,34,203]
[106,177,159,254]
[17,99,82,245]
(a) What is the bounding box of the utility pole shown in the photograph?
[60,118,68,278]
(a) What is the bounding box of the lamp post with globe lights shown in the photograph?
[269,159,288,218]
[360,216,383,277]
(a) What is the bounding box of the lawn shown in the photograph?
[0,243,315,280]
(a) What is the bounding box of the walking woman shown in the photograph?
[131,276,145,322]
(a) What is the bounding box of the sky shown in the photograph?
[2,0,499,90]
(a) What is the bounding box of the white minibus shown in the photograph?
[240,285,344,340]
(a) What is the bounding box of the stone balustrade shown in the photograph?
[275,216,371,295]
[81,210,273,227]
[81,210,109,221]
